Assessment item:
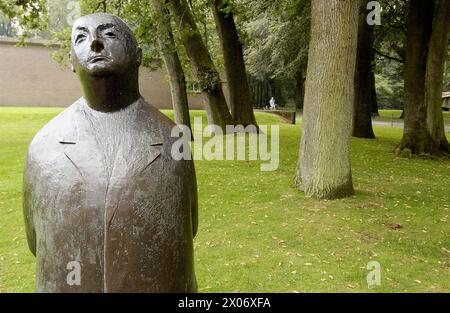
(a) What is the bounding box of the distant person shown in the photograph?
[270,97,276,110]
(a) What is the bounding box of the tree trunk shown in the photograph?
[353,1,375,139]
[295,0,358,200]
[151,0,192,132]
[426,0,450,153]
[212,0,258,127]
[294,71,305,110]
[254,81,259,107]
[257,81,262,107]
[168,0,234,129]
[397,0,435,155]
[370,70,379,116]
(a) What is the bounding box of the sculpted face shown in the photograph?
[71,13,142,76]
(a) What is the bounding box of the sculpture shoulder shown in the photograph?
[139,100,182,150]
[140,101,177,138]
[139,101,193,166]
[27,100,81,158]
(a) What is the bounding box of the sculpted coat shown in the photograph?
[24,97,198,292]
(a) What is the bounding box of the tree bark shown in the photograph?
[294,71,305,110]
[295,0,358,200]
[353,1,375,139]
[425,0,450,153]
[151,0,192,132]
[168,0,234,129]
[257,81,264,108]
[397,0,435,155]
[370,70,379,116]
[212,0,258,127]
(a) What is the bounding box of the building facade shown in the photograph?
[0,38,206,109]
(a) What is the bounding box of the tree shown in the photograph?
[244,0,310,110]
[373,0,407,64]
[0,0,48,42]
[151,0,192,131]
[295,0,358,199]
[353,0,375,139]
[425,0,450,153]
[372,0,407,112]
[369,69,379,116]
[212,0,257,127]
[374,56,404,109]
[168,0,234,129]
[396,0,435,155]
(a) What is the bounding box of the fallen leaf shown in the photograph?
[388,223,403,230]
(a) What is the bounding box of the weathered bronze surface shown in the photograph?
[23,13,198,292]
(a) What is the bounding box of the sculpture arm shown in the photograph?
[23,158,37,257]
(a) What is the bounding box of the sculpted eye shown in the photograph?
[75,34,86,44]
[104,32,117,38]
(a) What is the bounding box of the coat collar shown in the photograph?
[58,97,164,145]
[58,97,164,180]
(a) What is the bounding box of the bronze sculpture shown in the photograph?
[23,13,198,292]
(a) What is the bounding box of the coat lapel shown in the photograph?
[58,103,105,184]
[129,98,164,175]
[58,98,165,200]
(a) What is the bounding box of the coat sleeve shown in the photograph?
[23,152,37,257]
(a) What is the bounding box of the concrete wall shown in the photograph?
[0,38,205,109]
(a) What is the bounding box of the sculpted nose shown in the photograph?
[90,35,104,53]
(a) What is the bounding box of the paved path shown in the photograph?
[372,120,450,132]
[295,114,450,132]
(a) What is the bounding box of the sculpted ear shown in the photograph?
[69,51,76,73]
[136,47,142,66]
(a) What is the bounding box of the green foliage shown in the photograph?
[0,11,17,37]
[375,58,404,109]
[372,0,408,110]
[0,0,79,63]
[241,0,310,108]
[169,0,225,82]
[244,0,310,81]
[373,0,407,62]
[0,0,49,43]
[196,68,222,93]
[190,0,223,70]
[49,26,71,68]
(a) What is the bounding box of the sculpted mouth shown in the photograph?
[88,56,110,63]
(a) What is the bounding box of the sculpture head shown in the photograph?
[70,13,142,76]
[70,13,142,112]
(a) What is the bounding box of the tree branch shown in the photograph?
[373,48,404,63]
[94,0,107,13]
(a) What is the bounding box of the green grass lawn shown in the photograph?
[0,107,449,293]
[374,109,450,126]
